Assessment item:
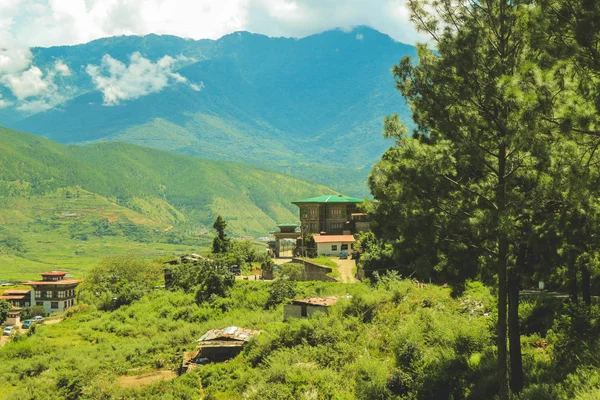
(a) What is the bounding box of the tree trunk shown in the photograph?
[569,259,578,304]
[497,142,509,400]
[508,246,524,394]
[582,265,591,305]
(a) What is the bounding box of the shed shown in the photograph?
[195,326,262,362]
[283,296,339,321]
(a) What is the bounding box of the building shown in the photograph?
[20,271,82,314]
[2,307,21,326]
[270,223,300,258]
[283,296,339,321]
[0,289,32,308]
[313,234,356,257]
[194,326,262,362]
[292,195,363,235]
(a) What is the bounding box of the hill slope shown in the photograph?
[1,27,415,196]
[0,126,339,277]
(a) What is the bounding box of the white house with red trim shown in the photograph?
[313,234,355,256]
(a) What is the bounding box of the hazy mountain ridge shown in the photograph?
[0,27,416,196]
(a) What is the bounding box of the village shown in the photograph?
[0,194,373,368]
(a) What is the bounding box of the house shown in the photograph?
[194,326,262,362]
[283,296,339,321]
[270,223,300,258]
[0,289,32,308]
[292,195,364,235]
[20,271,82,314]
[312,234,356,257]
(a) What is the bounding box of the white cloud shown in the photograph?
[1,66,51,99]
[54,60,71,76]
[6,0,422,48]
[86,52,200,105]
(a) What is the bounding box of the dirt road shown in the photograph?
[332,258,357,283]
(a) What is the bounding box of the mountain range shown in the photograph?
[0,27,416,196]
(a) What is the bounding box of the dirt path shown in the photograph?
[332,258,357,283]
[118,370,177,388]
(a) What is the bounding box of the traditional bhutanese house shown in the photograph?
[195,326,262,362]
[0,289,32,308]
[4,307,21,326]
[21,271,82,314]
[283,296,339,321]
[312,234,355,256]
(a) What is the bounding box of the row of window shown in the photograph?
[34,289,76,299]
[35,299,74,309]
[301,207,344,218]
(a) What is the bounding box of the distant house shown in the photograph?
[283,296,339,321]
[194,326,262,362]
[2,307,21,326]
[20,271,82,314]
[0,289,32,308]
[313,234,356,257]
[292,195,364,235]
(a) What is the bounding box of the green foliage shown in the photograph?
[277,263,305,281]
[265,278,297,309]
[0,299,11,324]
[77,255,164,310]
[21,305,47,320]
[167,259,236,304]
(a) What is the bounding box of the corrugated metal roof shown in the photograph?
[2,289,30,294]
[292,296,339,307]
[40,271,68,276]
[313,234,355,243]
[196,326,262,344]
[292,195,363,204]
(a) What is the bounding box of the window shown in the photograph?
[341,244,349,250]
[330,208,342,217]
[25,302,30,307]
[35,290,42,298]
[46,291,52,298]
[64,301,67,309]
[51,302,58,309]
[58,291,65,299]
[331,223,343,230]
[331,245,338,251]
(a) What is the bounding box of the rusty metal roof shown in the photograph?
[2,289,30,294]
[21,279,82,286]
[292,296,339,307]
[196,326,262,344]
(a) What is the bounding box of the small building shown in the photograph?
[3,307,21,326]
[0,289,32,308]
[21,271,82,314]
[283,296,339,321]
[313,234,356,256]
[270,224,300,258]
[195,326,262,362]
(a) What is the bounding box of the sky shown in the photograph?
[0,0,421,47]
[0,0,423,112]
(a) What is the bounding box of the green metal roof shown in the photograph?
[292,195,363,204]
[277,223,300,227]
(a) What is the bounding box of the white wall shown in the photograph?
[316,242,351,256]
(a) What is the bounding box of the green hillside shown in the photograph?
[3,27,413,197]
[0,126,339,278]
